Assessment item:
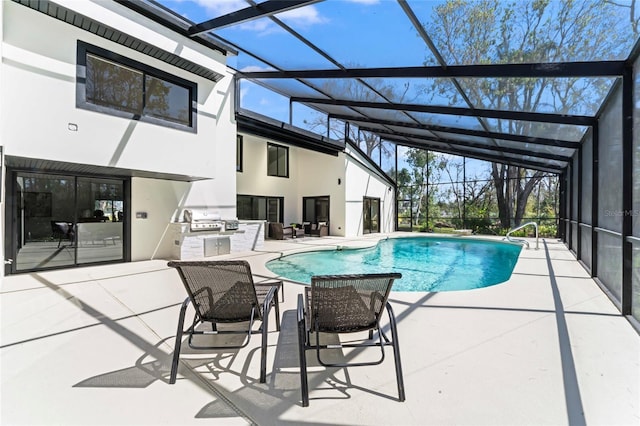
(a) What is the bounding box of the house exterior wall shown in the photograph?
[237,132,345,235]
[237,132,394,237]
[294,147,346,236]
[344,145,396,237]
[1,1,236,263]
[237,132,307,224]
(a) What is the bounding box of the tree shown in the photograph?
[403,149,439,226]
[421,0,639,227]
[302,70,413,161]
[605,0,639,34]
[435,155,464,222]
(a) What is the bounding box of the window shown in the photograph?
[86,54,143,115]
[267,143,288,177]
[237,195,283,223]
[77,41,197,131]
[236,135,243,172]
[303,196,330,223]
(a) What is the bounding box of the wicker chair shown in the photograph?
[305,222,329,237]
[297,273,405,406]
[167,260,282,384]
[269,222,294,239]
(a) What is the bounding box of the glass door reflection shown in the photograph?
[15,173,76,270]
[14,172,125,271]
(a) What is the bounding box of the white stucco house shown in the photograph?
[0,0,395,276]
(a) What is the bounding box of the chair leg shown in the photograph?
[274,298,281,332]
[260,306,268,383]
[169,297,191,384]
[258,284,282,383]
[386,302,406,402]
[297,294,309,406]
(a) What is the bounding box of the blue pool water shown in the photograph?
[266,236,523,292]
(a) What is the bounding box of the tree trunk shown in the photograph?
[492,163,510,228]
[492,164,544,229]
[514,170,544,227]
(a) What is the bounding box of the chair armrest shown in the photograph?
[190,286,213,312]
[259,285,278,313]
[254,280,283,287]
[297,293,306,326]
[255,280,284,302]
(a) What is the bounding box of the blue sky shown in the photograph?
[157,0,439,125]
[158,0,434,70]
[156,0,637,127]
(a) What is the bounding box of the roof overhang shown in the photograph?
[236,109,345,156]
[5,156,210,182]
[14,0,225,82]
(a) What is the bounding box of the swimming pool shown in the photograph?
[266,236,523,291]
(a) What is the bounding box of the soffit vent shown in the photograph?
[12,0,225,83]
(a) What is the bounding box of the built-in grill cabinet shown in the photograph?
[172,210,261,260]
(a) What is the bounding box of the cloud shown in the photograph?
[176,0,328,33]
[239,85,249,104]
[239,65,275,73]
[278,5,328,26]
[189,0,247,17]
[236,4,328,34]
[162,0,244,21]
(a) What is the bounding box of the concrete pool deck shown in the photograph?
[1,233,638,425]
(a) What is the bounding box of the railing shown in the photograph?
[504,221,539,250]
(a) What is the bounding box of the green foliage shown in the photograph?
[398,148,562,234]
[537,224,557,238]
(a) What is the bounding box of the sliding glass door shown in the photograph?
[10,172,126,272]
[75,177,125,265]
[363,197,380,234]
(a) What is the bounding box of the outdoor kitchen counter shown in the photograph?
[169,221,266,260]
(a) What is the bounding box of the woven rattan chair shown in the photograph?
[296,273,405,406]
[269,222,293,239]
[167,260,281,384]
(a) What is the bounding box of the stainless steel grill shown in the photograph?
[183,209,224,232]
